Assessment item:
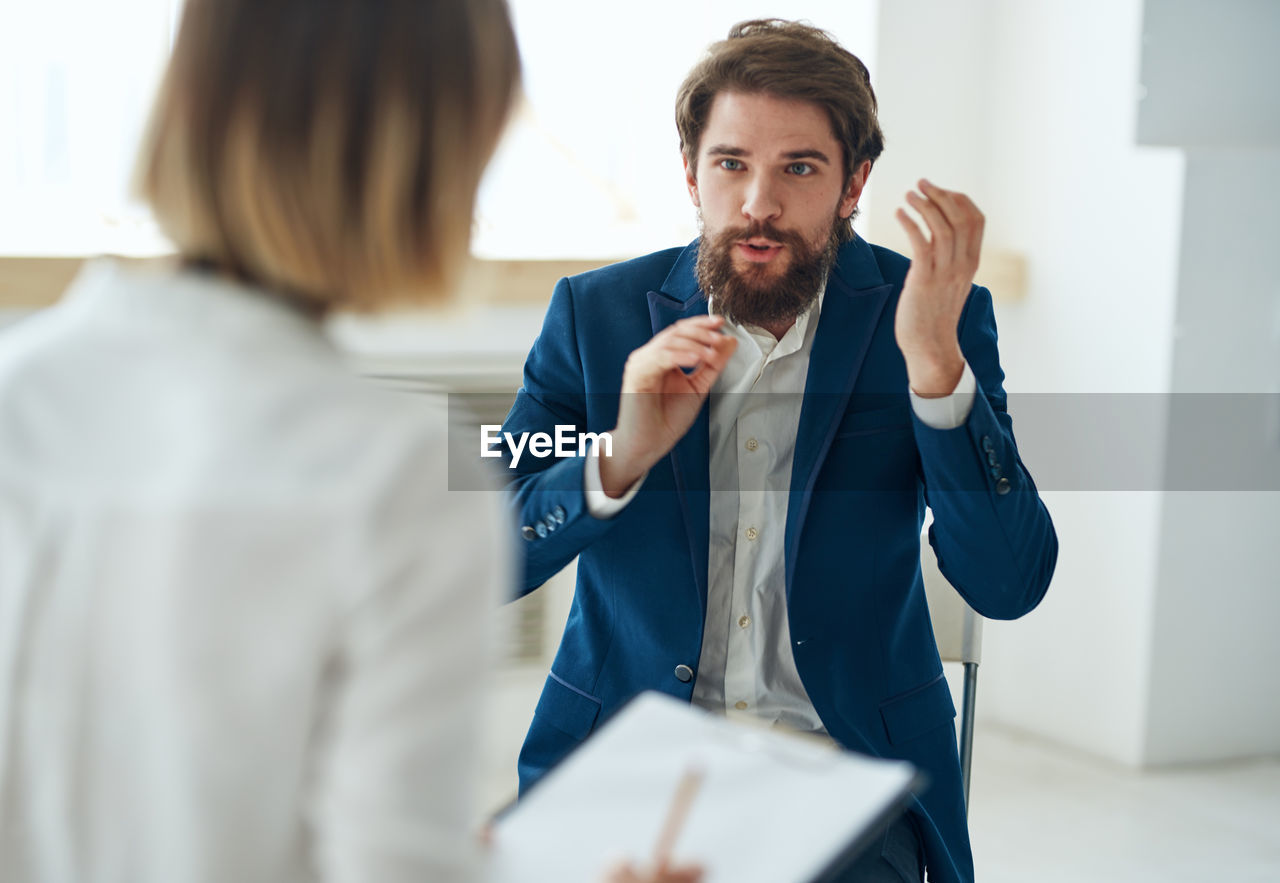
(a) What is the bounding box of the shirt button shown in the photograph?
[745,527,759,541]
[738,614,751,629]
[734,701,748,711]
[745,437,759,452]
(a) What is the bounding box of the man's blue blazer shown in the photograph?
[499,235,1057,883]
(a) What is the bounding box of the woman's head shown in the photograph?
[137,0,520,313]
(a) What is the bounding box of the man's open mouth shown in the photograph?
[736,239,784,263]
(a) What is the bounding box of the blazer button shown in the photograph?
[981,435,995,453]
[543,516,558,533]
[521,526,537,541]
[996,477,1012,495]
[674,664,694,683]
[535,522,549,538]
[553,505,567,523]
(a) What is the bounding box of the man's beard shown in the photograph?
[695,215,843,328]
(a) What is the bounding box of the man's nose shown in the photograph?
[741,174,781,223]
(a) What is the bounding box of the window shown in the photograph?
[0,0,877,259]
[475,0,879,259]
[0,0,183,256]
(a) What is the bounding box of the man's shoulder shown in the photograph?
[564,244,691,295]
[828,235,911,291]
[861,240,911,286]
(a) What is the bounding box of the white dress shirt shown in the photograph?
[694,292,827,729]
[585,287,975,733]
[0,262,508,883]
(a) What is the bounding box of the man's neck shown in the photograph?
[756,317,797,341]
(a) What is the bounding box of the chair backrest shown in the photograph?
[920,533,983,665]
[921,532,983,814]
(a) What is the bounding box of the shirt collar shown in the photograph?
[710,281,827,364]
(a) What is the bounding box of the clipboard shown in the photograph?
[490,692,924,882]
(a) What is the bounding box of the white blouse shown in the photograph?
[0,262,509,883]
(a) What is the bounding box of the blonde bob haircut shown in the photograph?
[137,0,520,313]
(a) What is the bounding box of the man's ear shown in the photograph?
[838,159,872,219]
[683,154,700,208]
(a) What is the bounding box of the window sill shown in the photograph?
[0,255,617,310]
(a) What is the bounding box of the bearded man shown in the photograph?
[498,20,1057,883]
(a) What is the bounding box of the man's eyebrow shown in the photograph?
[704,145,834,164]
[782,149,832,164]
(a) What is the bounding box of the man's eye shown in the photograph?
[719,158,743,171]
[788,162,814,175]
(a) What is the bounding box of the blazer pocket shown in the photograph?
[835,403,913,438]
[536,671,602,741]
[879,673,956,745]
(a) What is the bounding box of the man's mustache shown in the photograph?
[713,221,808,250]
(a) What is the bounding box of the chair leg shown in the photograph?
[960,662,978,816]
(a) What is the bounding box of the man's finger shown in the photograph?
[628,344,702,379]
[651,343,710,372]
[664,326,727,348]
[905,190,955,264]
[691,334,736,374]
[962,199,985,267]
[669,315,725,333]
[894,207,931,267]
[918,179,966,226]
[920,180,984,266]
[687,335,737,393]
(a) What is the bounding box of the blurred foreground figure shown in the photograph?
[0,2,520,881]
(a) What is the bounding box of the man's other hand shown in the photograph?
[600,315,737,497]
[893,179,984,397]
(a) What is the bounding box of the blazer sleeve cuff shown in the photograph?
[909,361,976,429]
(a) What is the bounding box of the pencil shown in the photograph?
[651,764,706,867]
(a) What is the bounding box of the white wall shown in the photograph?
[1136,0,1280,762]
[875,0,1280,766]
[872,0,1186,765]
[861,0,991,238]
[1137,0,1280,149]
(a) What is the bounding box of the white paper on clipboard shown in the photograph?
[490,691,921,882]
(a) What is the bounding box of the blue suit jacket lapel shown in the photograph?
[647,241,711,616]
[644,237,895,608]
[784,237,895,595]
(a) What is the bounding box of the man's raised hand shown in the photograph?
[893,179,984,397]
[599,315,737,497]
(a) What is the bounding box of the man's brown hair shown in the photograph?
[136,0,520,313]
[675,19,885,241]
